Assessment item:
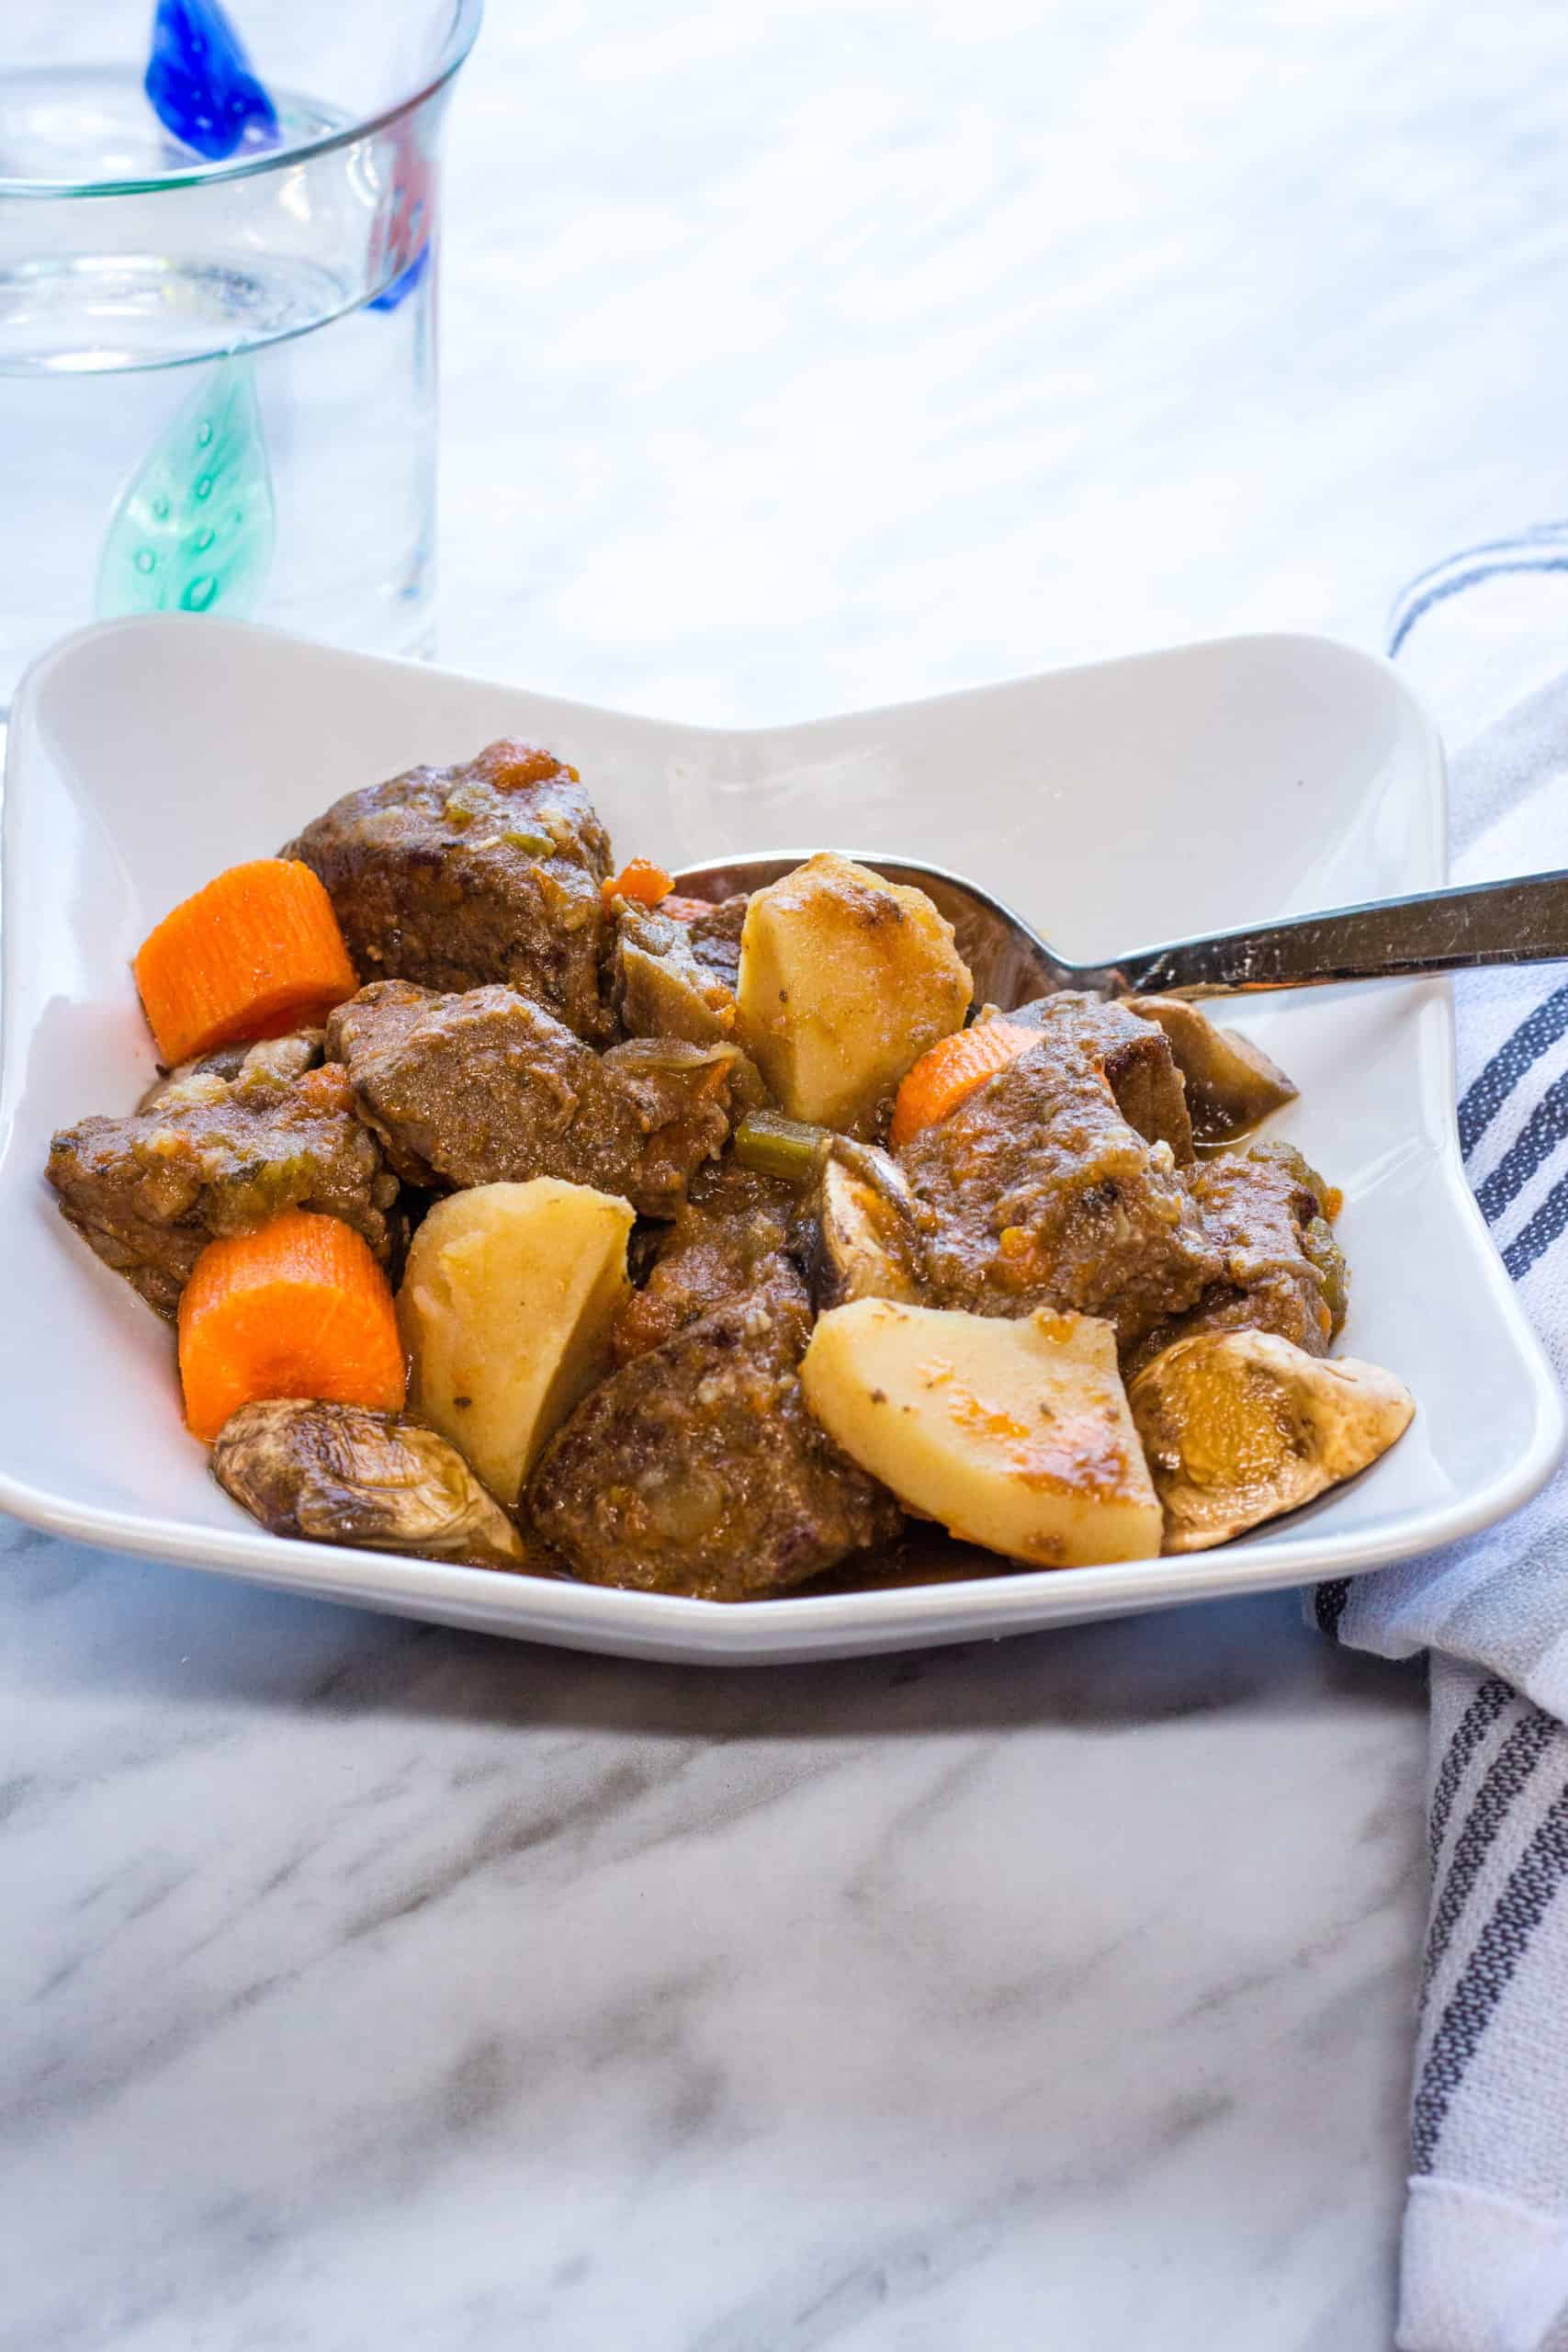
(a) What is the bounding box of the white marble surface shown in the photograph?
[3,1532,1424,2351]
[11,1,1568,2343]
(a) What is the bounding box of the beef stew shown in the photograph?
[47,738,1414,1598]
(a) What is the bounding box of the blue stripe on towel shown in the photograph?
[1458,983,1568,1159]
[1503,1165,1568,1283]
[1389,553,1568,660]
[1473,1067,1568,1226]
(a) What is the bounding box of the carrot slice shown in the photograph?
[177,1209,405,1444]
[601,858,674,910]
[889,1020,1039,1150]
[660,895,717,923]
[134,859,359,1068]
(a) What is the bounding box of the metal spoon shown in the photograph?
[672,852,1568,1006]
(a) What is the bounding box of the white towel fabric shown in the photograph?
[1312,534,1568,2352]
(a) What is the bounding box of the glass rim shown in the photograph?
[0,0,484,200]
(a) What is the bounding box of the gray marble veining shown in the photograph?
[3,1510,1424,2351]
[8,0,1562,2341]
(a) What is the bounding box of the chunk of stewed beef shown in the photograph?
[528,1268,900,1599]
[47,1045,400,1319]
[1000,992,1194,1160]
[610,1159,798,1363]
[679,893,749,989]
[898,1000,1219,1351]
[283,740,614,1040]
[327,980,755,1217]
[1126,1140,1348,1374]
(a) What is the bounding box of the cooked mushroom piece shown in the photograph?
[1128,1329,1414,1553]
[799,1147,926,1312]
[211,1399,535,1571]
[1127,997,1298,1145]
[615,906,738,1045]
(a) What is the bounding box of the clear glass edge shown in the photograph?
[0,0,484,200]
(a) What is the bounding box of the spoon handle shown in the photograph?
[1112,870,1568,998]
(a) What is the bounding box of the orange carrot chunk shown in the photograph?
[889,1020,1040,1150]
[178,1209,405,1444]
[601,857,674,910]
[134,858,359,1068]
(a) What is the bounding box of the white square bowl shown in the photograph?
[2,616,1559,1663]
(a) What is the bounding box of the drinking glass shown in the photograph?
[0,2,482,705]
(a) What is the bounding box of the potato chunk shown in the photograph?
[1129,1329,1414,1553]
[398,1179,634,1507]
[800,1298,1160,1567]
[736,854,971,1129]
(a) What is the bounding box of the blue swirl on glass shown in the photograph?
[144,0,279,161]
[369,242,432,313]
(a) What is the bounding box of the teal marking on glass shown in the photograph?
[96,357,275,623]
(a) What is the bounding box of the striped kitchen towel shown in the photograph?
[1316,532,1568,2352]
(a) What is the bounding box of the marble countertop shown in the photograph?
[8,3,1564,2345]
